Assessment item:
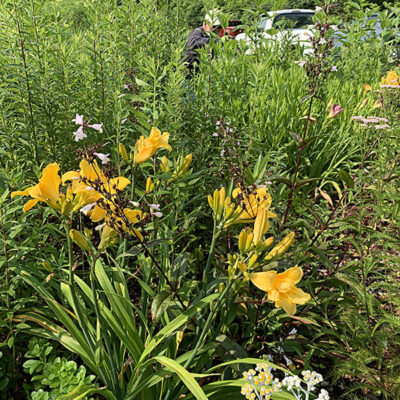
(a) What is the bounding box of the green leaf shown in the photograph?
[151,291,172,322]
[153,356,208,400]
[57,385,117,400]
[338,170,354,188]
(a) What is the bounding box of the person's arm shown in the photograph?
[186,29,210,50]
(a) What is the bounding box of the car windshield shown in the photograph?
[272,12,314,29]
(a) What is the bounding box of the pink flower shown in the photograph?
[328,104,343,118]
[73,126,87,142]
[72,114,84,125]
[88,123,103,133]
[93,152,110,164]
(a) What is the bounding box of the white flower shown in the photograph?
[130,201,140,207]
[88,123,103,133]
[213,132,219,137]
[73,126,87,142]
[375,124,390,130]
[319,38,327,45]
[80,203,96,215]
[93,152,110,164]
[121,118,127,125]
[288,328,297,335]
[317,389,330,400]
[153,211,163,218]
[72,113,84,125]
[149,203,160,210]
[330,66,337,72]
[295,60,307,67]
[316,6,322,11]
[95,223,106,231]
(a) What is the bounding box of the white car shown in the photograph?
[236,9,316,54]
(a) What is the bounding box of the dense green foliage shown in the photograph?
[0,0,399,399]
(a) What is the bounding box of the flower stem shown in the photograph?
[202,220,219,292]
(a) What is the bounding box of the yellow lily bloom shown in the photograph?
[62,159,130,223]
[231,186,276,223]
[381,70,400,86]
[11,163,62,212]
[134,127,172,164]
[98,208,143,249]
[11,163,97,216]
[250,266,311,315]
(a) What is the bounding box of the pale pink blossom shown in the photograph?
[72,113,84,125]
[328,104,343,118]
[73,126,87,142]
[88,123,103,133]
[153,212,163,218]
[121,118,127,125]
[80,203,96,215]
[93,152,110,164]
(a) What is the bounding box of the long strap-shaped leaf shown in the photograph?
[137,293,219,367]
[153,356,208,400]
[95,259,144,362]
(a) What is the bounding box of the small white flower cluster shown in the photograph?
[317,389,330,400]
[240,364,282,400]
[352,115,391,130]
[282,375,302,390]
[281,370,329,400]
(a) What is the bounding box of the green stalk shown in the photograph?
[202,220,219,292]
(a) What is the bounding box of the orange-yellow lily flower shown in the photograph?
[381,70,400,86]
[62,159,130,222]
[230,186,276,224]
[11,163,62,212]
[250,266,311,315]
[134,127,172,164]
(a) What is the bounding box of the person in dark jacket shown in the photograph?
[182,9,223,76]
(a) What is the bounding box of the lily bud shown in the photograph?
[160,156,170,172]
[265,232,295,261]
[69,229,91,251]
[146,177,154,192]
[119,143,129,163]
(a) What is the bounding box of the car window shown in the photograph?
[258,17,268,32]
[272,13,314,29]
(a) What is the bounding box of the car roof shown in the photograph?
[266,9,315,16]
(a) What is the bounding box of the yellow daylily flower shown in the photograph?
[63,159,130,223]
[11,163,96,216]
[12,163,62,212]
[265,232,295,261]
[231,186,276,223]
[249,266,311,315]
[381,70,400,86]
[98,208,143,249]
[134,127,172,164]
